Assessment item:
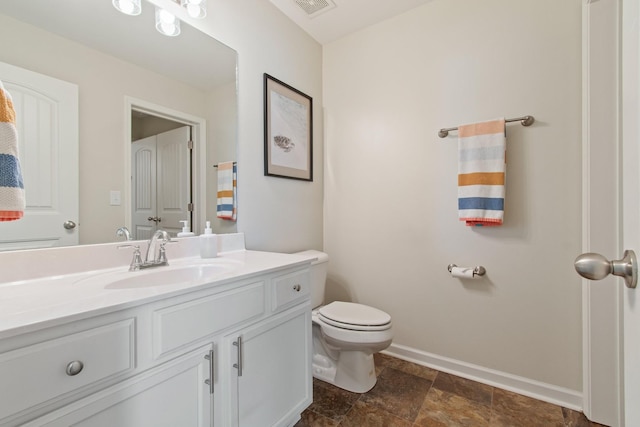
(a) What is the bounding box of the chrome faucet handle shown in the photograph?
[118,244,143,271]
[116,227,132,241]
[157,245,169,265]
[157,239,177,265]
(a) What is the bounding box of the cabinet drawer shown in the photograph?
[153,281,265,358]
[272,270,310,311]
[0,319,135,421]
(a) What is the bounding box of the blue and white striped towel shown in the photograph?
[0,80,25,221]
[457,118,506,226]
[216,161,236,221]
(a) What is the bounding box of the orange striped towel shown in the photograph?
[0,80,25,221]
[458,118,506,226]
[216,161,236,221]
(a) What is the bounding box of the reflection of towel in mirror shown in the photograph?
[217,161,236,221]
[0,80,25,221]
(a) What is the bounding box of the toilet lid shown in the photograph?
[318,302,391,331]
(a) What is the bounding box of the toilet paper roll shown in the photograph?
[450,266,476,279]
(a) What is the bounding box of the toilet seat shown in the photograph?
[318,302,391,332]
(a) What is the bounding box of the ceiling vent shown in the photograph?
[294,0,336,18]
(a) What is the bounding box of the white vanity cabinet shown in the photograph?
[218,268,312,427]
[25,344,214,427]
[0,312,139,426]
[229,306,311,427]
[0,259,312,427]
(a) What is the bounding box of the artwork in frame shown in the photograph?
[263,73,313,181]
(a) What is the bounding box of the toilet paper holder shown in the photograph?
[447,264,486,277]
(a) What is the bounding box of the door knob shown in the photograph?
[574,250,637,288]
[63,220,77,230]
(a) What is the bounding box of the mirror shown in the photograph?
[0,0,237,249]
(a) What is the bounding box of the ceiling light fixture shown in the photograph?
[155,7,181,36]
[112,0,141,15]
[112,0,207,37]
[181,0,207,19]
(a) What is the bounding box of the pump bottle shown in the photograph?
[199,221,218,258]
[177,220,195,237]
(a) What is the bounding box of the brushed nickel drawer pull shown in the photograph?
[233,336,243,377]
[204,349,215,394]
[65,360,84,376]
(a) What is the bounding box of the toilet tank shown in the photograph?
[293,250,329,308]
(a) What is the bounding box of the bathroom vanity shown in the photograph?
[0,234,312,426]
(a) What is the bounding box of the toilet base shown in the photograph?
[312,350,377,393]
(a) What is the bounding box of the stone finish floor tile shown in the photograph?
[298,353,610,427]
[294,409,340,427]
[359,366,433,422]
[340,401,412,427]
[562,408,609,427]
[306,378,360,422]
[491,388,565,427]
[374,353,438,382]
[415,387,492,427]
[431,372,493,407]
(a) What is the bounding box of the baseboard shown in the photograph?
[383,343,583,411]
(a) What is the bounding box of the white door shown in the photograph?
[0,61,78,250]
[131,126,191,239]
[621,0,640,423]
[580,1,640,425]
[156,126,191,236]
[131,135,157,240]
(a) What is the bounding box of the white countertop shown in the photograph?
[0,235,313,339]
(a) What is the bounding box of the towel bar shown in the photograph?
[438,115,535,138]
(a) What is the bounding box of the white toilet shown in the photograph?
[295,250,393,393]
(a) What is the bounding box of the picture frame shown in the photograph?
[263,73,313,181]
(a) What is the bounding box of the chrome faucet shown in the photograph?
[143,229,172,267]
[118,229,173,271]
[116,226,132,241]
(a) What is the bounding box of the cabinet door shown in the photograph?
[226,305,312,427]
[26,345,213,427]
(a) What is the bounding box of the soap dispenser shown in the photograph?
[199,221,218,258]
[177,220,195,237]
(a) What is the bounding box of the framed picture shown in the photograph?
[264,73,313,181]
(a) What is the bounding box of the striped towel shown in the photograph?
[0,80,25,222]
[216,161,237,221]
[458,118,506,226]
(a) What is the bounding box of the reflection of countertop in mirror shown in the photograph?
[0,233,310,339]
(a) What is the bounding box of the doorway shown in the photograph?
[125,97,207,239]
[131,114,192,240]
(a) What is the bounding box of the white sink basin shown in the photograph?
[75,262,236,289]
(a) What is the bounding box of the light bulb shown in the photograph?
[155,7,181,36]
[181,0,207,19]
[112,0,141,16]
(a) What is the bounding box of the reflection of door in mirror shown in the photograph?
[131,119,192,240]
[0,61,78,251]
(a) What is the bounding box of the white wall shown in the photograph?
[160,0,325,252]
[207,80,238,233]
[323,0,583,393]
